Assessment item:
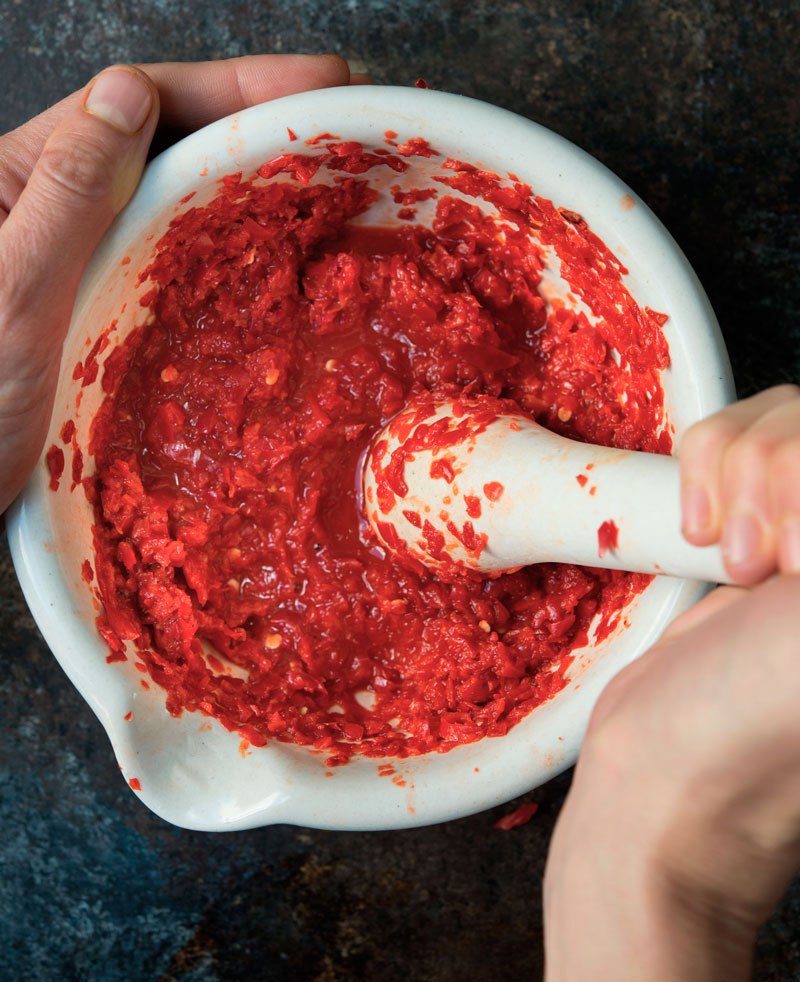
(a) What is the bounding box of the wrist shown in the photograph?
[545,824,758,982]
[578,696,800,934]
[646,849,758,981]
[653,757,800,931]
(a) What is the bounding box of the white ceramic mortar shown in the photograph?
[7,86,734,831]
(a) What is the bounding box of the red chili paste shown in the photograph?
[484,481,505,503]
[46,445,64,491]
[494,800,539,830]
[597,520,620,557]
[86,140,670,764]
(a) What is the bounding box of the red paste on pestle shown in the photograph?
[597,519,621,557]
[72,138,670,764]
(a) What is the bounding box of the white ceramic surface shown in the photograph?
[7,86,734,832]
[364,398,731,582]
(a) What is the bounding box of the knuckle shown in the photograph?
[681,415,739,461]
[771,439,800,479]
[585,668,637,741]
[37,136,116,202]
[724,430,774,476]
[584,710,630,771]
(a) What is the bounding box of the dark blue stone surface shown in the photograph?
[1,2,798,978]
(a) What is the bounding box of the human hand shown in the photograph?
[544,574,800,981]
[0,54,358,514]
[545,387,800,977]
[680,384,800,583]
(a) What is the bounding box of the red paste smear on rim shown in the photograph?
[597,520,620,557]
[465,495,482,519]
[484,481,504,502]
[60,419,76,444]
[57,417,84,491]
[46,445,65,490]
[495,800,539,830]
[83,140,670,765]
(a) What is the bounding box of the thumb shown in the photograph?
[1,65,159,387]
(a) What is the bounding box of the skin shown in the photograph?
[680,385,800,583]
[546,397,800,979]
[0,54,363,512]
[545,576,800,980]
[1,57,797,979]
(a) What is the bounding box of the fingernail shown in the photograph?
[682,483,712,538]
[779,517,800,574]
[722,512,764,572]
[85,67,153,134]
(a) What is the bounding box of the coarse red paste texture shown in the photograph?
[597,519,620,557]
[86,139,670,764]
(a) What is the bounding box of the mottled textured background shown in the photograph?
[1,1,798,979]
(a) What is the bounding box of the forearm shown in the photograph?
[544,832,758,982]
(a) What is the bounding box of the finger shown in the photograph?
[772,453,800,574]
[349,73,373,85]
[139,53,350,131]
[719,395,800,582]
[0,54,351,214]
[679,386,799,547]
[0,65,158,428]
[0,111,54,222]
[765,410,800,573]
[658,585,746,644]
